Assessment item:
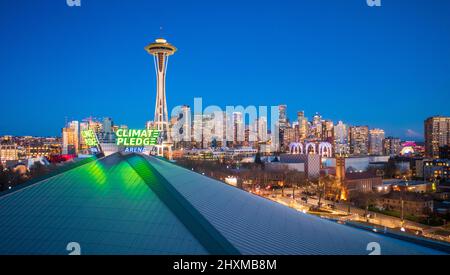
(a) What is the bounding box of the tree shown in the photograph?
[30,161,50,179]
[211,138,218,149]
[385,158,399,178]
[349,191,380,217]
[0,165,9,191]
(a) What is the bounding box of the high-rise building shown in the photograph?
[334,121,349,156]
[99,117,114,143]
[258,116,268,143]
[369,128,385,155]
[191,111,226,149]
[425,116,450,158]
[322,120,334,143]
[292,122,300,142]
[233,112,244,146]
[246,120,258,147]
[102,117,113,136]
[271,121,281,152]
[78,121,89,152]
[145,38,177,157]
[278,105,288,148]
[62,121,79,155]
[202,113,215,149]
[278,105,288,129]
[349,126,369,156]
[219,111,228,147]
[86,118,102,134]
[192,113,203,148]
[283,127,296,149]
[312,113,323,140]
[178,105,192,146]
[440,145,450,159]
[297,111,308,141]
[102,117,113,133]
[382,137,401,156]
[171,105,192,148]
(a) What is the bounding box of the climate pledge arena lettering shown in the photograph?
[116,129,160,146]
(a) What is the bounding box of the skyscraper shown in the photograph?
[145,38,177,157]
[349,126,369,156]
[334,121,349,156]
[383,137,401,156]
[369,128,385,156]
[297,111,308,141]
[322,120,334,143]
[278,105,288,129]
[62,121,79,155]
[425,116,450,158]
[171,105,192,148]
[258,116,268,143]
[180,105,192,145]
[193,113,203,148]
[101,117,114,143]
[312,113,323,140]
[278,105,288,148]
[233,112,244,146]
[202,113,216,149]
[283,127,296,148]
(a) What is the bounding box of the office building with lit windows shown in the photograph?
[369,129,385,156]
[62,121,79,155]
[334,121,349,156]
[0,141,18,164]
[297,111,308,141]
[423,159,450,182]
[383,137,401,156]
[425,116,450,158]
[349,126,369,156]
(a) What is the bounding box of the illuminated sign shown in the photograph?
[116,129,160,146]
[124,147,145,153]
[81,130,99,147]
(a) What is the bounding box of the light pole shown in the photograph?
[400,190,405,231]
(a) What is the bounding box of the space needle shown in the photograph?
[145,38,177,158]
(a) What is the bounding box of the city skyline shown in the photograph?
[2,1,450,257]
[1,1,450,139]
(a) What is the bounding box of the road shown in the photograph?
[261,187,449,242]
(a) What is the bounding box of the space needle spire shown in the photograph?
[145,38,177,158]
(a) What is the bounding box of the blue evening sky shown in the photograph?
[1,0,449,140]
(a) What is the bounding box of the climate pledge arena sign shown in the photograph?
[116,129,160,153]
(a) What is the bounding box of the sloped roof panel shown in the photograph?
[146,156,446,255]
[0,154,207,255]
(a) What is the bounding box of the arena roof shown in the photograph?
[0,153,448,255]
